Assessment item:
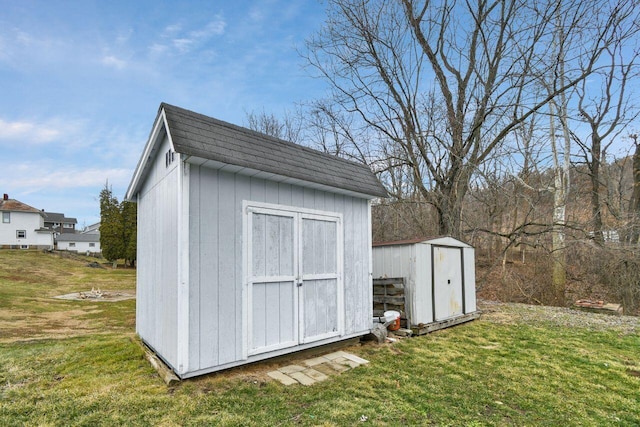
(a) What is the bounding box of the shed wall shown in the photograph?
[186,165,372,374]
[463,247,477,313]
[413,244,433,324]
[136,134,180,368]
[371,244,418,324]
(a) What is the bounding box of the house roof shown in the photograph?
[81,222,100,233]
[127,103,388,200]
[0,198,44,216]
[56,233,100,243]
[44,212,78,224]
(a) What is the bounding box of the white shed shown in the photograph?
[56,233,101,254]
[126,103,387,378]
[372,237,478,331]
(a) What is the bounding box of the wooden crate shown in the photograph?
[373,277,406,326]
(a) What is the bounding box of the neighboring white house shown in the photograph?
[372,237,478,330]
[43,212,77,235]
[56,233,101,254]
[81,222,100,234]
[0,194,54,250]
[125,103,387,379]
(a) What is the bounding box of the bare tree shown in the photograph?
[629,134,640,244]
[305,0,637,238]
[244,108,303,143]
[570,31,640,244]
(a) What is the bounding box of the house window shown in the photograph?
[20,245,29,250]
[2,212,9,223]
[89,243,95,247]
[69,243,76,247]
[63,223,73,228]
[16,230,26,239]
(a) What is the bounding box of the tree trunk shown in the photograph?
[589,137,604,245]
[549,97,568,306]
[551,201,567,305]
[628,138,640,244]
[431,167,470,238]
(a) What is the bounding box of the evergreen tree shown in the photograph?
[121,200,137,267]
[99,182,124,264]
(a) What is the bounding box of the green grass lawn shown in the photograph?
[1,250,639,426]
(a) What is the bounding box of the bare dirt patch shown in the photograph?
[53,289,135,302]
[478,300,640,335]
[0,308,104,343]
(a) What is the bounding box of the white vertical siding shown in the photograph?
[190,166,218,369]
[215,170,236,365]
[372,244,418,323]
[343,196,361,334]
[413,244,432,324]
[463,246,477,313]
[186,166,372,374]
[136,134,180,369]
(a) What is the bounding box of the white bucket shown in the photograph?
[383,310,401,331]
[384,310,400,322]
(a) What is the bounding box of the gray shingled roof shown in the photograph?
[56,233,99,243]
[161,103,387,198]
[44,212,78,224]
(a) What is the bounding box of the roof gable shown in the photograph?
[127,103,388,200]
[0,199,44,216]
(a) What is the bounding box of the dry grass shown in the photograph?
[1,250,639,426]
[0,250,135,343]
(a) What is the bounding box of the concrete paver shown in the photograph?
[342,353,370,365]
[278,364,306,374]
[303,368,329,382]
[333,356,361,369]
[304,356,331,367]
[288,371,316,386]
[267,370,298,385]
[268,352,368,386]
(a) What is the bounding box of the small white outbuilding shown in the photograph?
[126,103,387,378]
[372,237,478,331]
[56,233,101,254]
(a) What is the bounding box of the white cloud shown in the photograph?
[190,18,226,38]
[172,38,194,53]
[0,118,62,143]
[163,23,183,37]
[5,163,132,190]
[149,43,168,56]
[101,54,127,70]
[249,7,265,23]
[116,29,133,45]
[153,16,226,56]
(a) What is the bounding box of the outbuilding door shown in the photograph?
[246,203,343,356]
[432,246,464,321]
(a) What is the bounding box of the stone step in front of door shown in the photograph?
[267,351,369,386]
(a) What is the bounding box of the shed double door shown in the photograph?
[247,205,342,356]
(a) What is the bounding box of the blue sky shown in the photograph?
[0,0,327,228]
